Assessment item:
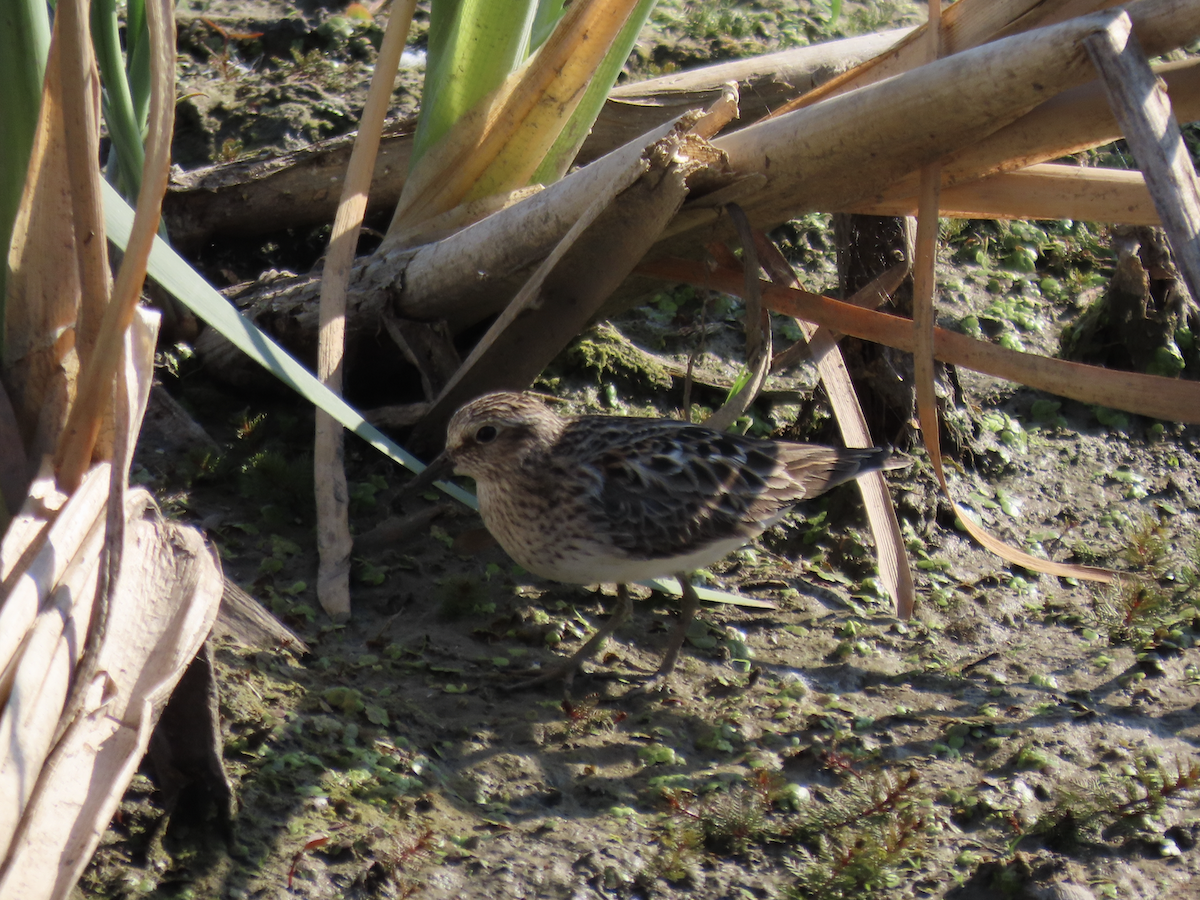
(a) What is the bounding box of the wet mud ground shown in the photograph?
[77,1,1200,898]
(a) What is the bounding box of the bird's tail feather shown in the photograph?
[824,446,908,490]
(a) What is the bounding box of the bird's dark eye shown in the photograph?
[475,425,498,443]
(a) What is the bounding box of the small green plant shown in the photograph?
[847,1,901,36]
[653,768,934,900]
[659,769,793,856]
[944,218,1112,286]
[1092,515,1200,648]
[769,213,838,272]
[784,770,933,900]
[1022,756,1200,854]
[658,0,847,52]
[239,449,315,521]
[349,474,388,512]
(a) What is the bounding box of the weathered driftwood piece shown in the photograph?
[192,113,692,377]
[783,0,1132,114]
[580,27,911,162]
[163,118,414,252]
[364,401,431,429]
[140,383,220,458]
[161,28,911,249]
[1084,14,1200,305]
[169,4,1126,251]
[849,56,1200,214]
[212,579,309,653]
[661,3,1199,253]
[353,505,448,554]
[375,127,680,331]
[851,163,1159,224]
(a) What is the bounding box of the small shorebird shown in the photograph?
[429,391,902,691]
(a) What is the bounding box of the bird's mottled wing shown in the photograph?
[552,417,856,560]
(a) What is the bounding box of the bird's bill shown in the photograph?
[399,451,455,498]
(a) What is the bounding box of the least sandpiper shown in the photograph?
[438,391,902,691]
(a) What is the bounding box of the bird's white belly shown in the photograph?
[505,533,758,586]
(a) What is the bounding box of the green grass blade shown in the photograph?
[641,577,778,608]
[126,0,152,138]
[529,0,566,51]
[92,0,146,199]
[0,0,51,317]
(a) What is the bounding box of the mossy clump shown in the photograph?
[566,323,674,391]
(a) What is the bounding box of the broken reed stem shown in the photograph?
[314,0,418,620]
[1083,12,1200,305]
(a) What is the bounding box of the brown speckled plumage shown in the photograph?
[444,391,899,691]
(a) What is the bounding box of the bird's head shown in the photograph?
[445,392,564,482]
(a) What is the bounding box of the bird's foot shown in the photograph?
[622,670,677,697]
[503,662,581,694]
